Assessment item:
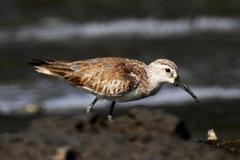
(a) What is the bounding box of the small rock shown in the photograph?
[207,129,218,141]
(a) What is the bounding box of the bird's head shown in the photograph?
[148,59,199,103]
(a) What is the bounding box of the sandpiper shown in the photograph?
[29,57,199,121]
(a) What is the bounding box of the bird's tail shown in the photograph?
[29,58,72,78]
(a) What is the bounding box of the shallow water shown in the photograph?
[0,18,240,85]
[0,81,240,116]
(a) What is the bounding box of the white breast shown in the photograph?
[102,87,145,102]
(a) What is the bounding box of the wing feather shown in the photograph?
[30,57,148,97]
[66,58,146,97]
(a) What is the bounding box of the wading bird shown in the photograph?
[29,57,199,121]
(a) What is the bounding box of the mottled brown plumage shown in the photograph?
[31,57,148,98]
[67,58,148,97]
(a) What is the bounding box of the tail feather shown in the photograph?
[28,58,56,66]
[29,58,72,77]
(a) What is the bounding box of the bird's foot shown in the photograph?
[108,115,114,122]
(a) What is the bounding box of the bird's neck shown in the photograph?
[145,66,164,95]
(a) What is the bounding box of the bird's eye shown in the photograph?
[165,68,171,73]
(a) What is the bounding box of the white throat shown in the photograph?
[145,65,164,95]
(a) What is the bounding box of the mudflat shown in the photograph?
[0,108,238,160]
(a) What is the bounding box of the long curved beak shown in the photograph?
[174,77,199,103]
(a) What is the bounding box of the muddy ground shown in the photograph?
[0,107,239,160]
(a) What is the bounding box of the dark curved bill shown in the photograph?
[174,78,200,103]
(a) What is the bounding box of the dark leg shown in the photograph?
[108,101,116,121]
[86,97,98,114]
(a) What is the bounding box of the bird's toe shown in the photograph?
[108,115,114,122]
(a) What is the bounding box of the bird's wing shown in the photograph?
[66,58,145,97]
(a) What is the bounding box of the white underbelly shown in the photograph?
[103,88,146,102]
[77,85,160,102]
[109,85,162,102]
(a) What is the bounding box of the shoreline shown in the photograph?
[1,99,240,138]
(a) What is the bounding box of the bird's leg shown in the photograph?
[108,101,116,121]
[86,98,98,114]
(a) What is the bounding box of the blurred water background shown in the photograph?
[0,0,240,138]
